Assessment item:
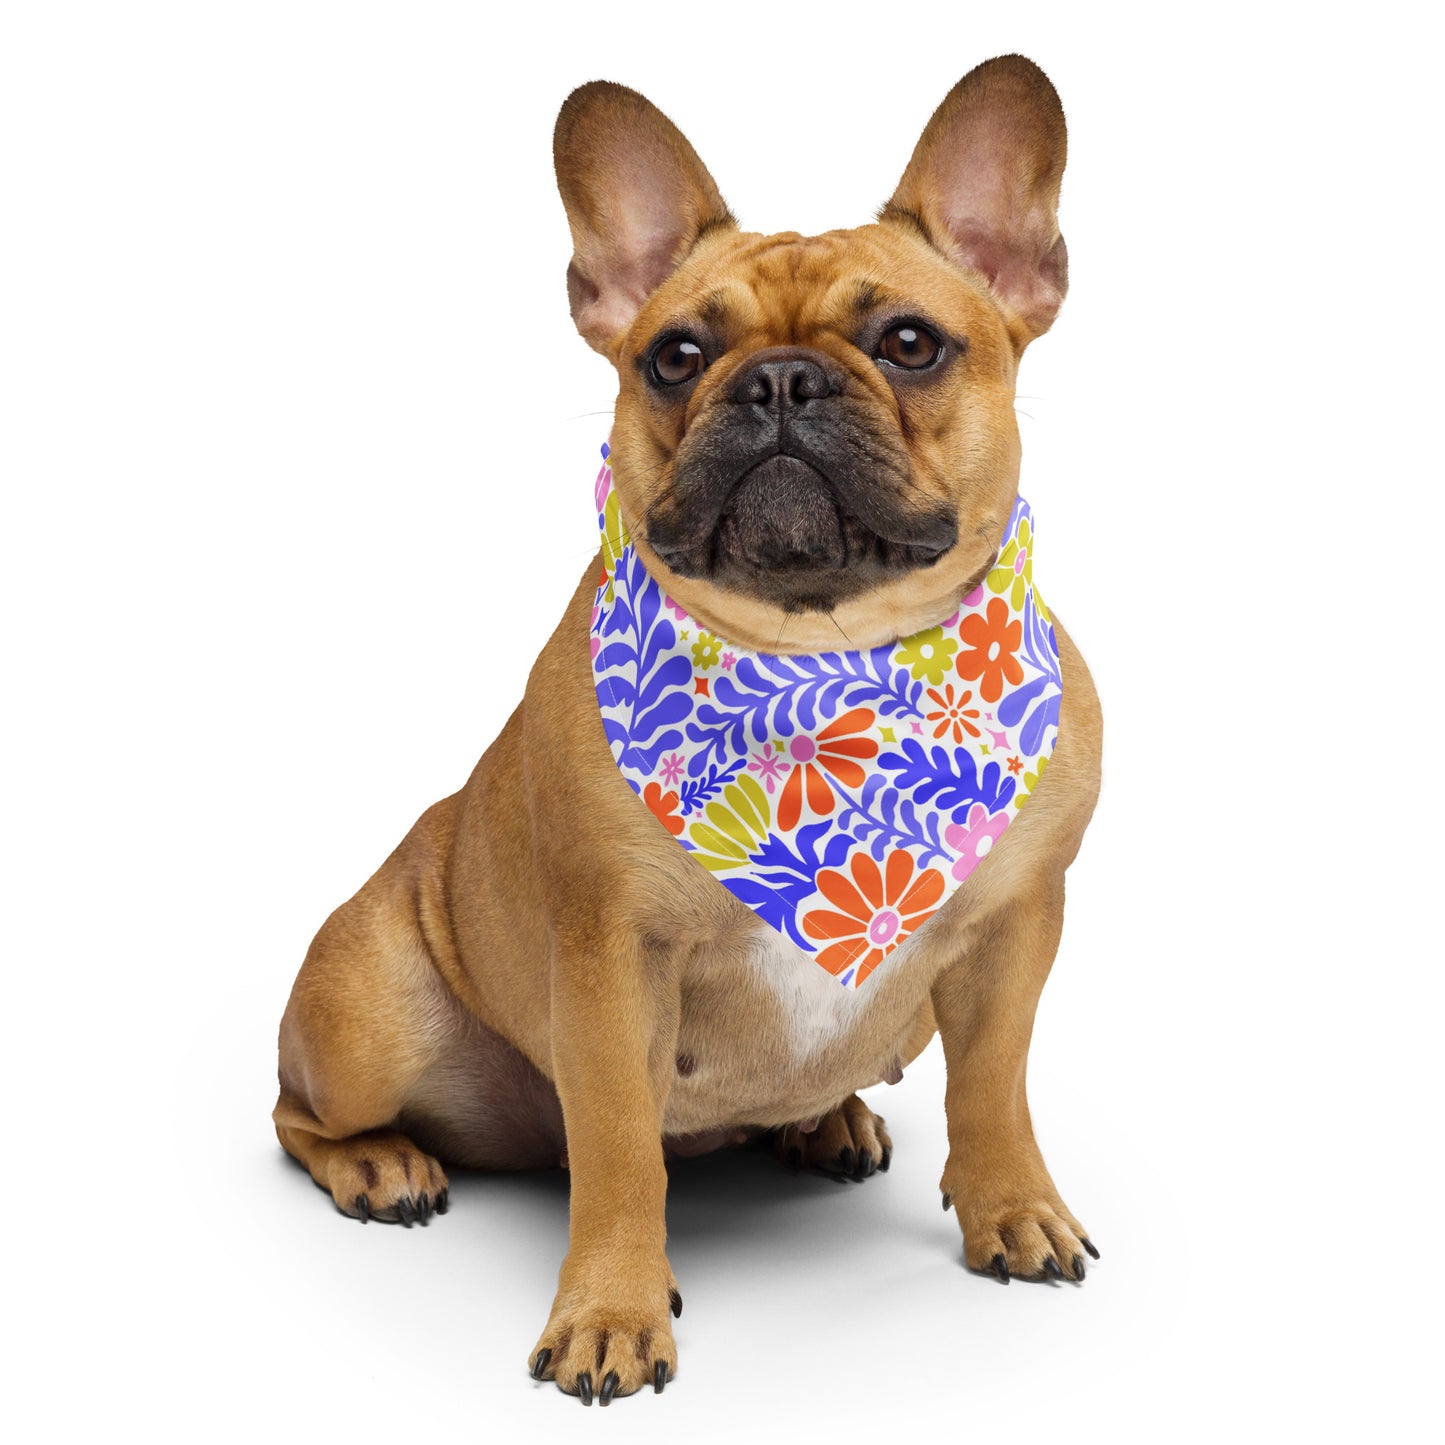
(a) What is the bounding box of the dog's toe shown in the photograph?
[774,1094,892,1180]
[951,1193,1092,1285]
[529,1257,679,1403]
[315,1131,449,1226]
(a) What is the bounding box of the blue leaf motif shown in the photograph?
[719,820,855,950]
[594,552,695,771]
[995,584,1062,756]
[599,676,636,709]
[594,641,638,673]
[832,772,950,864]
[677,757,748,816]
[688,646,924,775]
[621,728,685,775]
[633,689,693,741]
[877,738,1016,817]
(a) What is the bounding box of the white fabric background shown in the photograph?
[4,3,1437,1440]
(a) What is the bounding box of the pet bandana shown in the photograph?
[590,441,1062,989]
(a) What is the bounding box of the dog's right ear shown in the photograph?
[554,83,735,359]
[881,56,1068,350]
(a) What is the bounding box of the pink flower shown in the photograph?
[722,652,736,670]
[944,803,1010,883]
[658,753,685,787]
[663,595,688,621]
[594,460,611,513]
[747,743,788,794]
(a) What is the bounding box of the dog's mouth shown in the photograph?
[648,453,956,613]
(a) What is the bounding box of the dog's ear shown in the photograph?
[881,55,1068,348]
[554,83,735,358]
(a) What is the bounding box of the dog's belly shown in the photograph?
[660,922,938,1136]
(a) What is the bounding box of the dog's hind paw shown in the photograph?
[316,1130,449,1226]
[773,1093,892,1180]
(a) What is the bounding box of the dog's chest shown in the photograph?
[661,921,937,1133]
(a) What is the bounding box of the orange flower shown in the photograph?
[777,707,879,831]
[801,850,945,985]
[956,596,1023,703]
[925,683,981,743]
[642,780,685,837]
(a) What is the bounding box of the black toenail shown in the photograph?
[654,1360,667,1393]
[839,1147,855,1173]
[878,1146,891,1172]
[600,1371,620,1405]
[992,1253,1010,1284]
[436,1188,449,1215]
[532,1348,551,1380]
[669,1287,683,1318]
[355,1194,370,1223]
[858,1150,873,1177]
[398,1198,415,1227]
[1082,1237,1100,1259]
[417,1193,431,1223]
[1072,1254,1086,1282]
[942,1192,952,1211]
[1043,1256,1064,1279]
[577,1372,593,1406]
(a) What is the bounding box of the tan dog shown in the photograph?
[274,53,1101,1405]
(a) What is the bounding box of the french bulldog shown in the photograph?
[274,53,1102,1405]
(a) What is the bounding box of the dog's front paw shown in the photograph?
[774,1093,892,1179]
[942,1164,1098,1283]
[529,1253,679,1404]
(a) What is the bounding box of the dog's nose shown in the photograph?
[730,350,838,409]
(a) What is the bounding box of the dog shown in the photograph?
[274,53,1102,1405]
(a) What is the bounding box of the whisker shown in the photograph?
[774,609,792,653]
[826,611,854,647]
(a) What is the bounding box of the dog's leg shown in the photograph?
[529,927,680,1404]
[932,877,1095,1282]
[272,868,453,1225]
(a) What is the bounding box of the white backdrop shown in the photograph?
[4,3,1438,1441]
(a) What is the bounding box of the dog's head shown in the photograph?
[555,56,1067,652]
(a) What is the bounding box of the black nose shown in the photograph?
[730,350,838,409]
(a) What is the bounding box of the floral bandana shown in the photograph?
[590,441,1062,990]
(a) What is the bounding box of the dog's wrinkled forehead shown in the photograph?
[624,223,1017,407]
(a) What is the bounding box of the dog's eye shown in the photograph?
[650,337,706,386]
[876,324,942,370]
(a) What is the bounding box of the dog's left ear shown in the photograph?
[554,82,735,358]
[882,55,1068,349]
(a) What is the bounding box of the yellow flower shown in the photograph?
[691,632,722,670]
[987,516,1051,623]
[1020,752,1049,797]
[688,777,771,871]
[894,625,957,684]
[598,489,631,602]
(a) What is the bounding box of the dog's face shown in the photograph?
[555,56,1067,652]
